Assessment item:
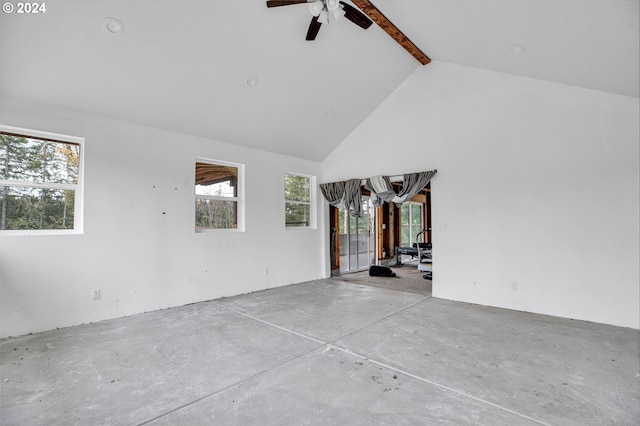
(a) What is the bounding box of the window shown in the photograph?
[0,126,83,234]
[338,196,373,272]
[285,173,315,228]
[400,201,423,246]
[195,159,243,231]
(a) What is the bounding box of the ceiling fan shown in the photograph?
[266,0,430,65]
[266,0,372,41]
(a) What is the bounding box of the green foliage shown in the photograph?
[338,201,370,234]
[285,202,309,227]
[400,202,423,246]
[285,174,310,227]
[284,175,310,202]
[1,133,79,230]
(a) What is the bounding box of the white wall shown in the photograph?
[322,62,639,329]
[0,97,325,338]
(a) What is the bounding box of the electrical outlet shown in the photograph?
[92,289,101,300]
[264,268,269,276]
[511,282,518,291]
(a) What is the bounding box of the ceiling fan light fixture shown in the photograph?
[325,0,340,11]
[332,6,345,21]
[318,9,329,24]
[308,0,323,17]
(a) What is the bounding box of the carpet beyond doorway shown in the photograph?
[332,261,431,297]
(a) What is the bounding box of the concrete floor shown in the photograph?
[1,279,639,425]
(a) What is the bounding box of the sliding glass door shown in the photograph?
[339,197,375,273]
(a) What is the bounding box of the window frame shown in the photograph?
[0,125,84,236]
[399,201,423,246]
[194,157,245,232]
[284,172,316,229]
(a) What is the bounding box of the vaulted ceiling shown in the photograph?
[1,1,638,162]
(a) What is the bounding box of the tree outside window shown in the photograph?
[400,202,423,246]
[285,173,313,228]
[195,160,243,231]
[1,129,81,232]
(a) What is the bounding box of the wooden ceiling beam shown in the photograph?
[195,163,238,186]
[351,0,431,65]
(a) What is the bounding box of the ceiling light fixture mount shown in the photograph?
[102,17,125,35]
[508,44,526,53]
[246,76,259,87]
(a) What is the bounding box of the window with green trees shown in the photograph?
[195,160,243,231]
[400,201,423,246]
[1,128,82,233]
[285,173,314,228]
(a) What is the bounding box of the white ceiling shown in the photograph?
[1,1,638,162]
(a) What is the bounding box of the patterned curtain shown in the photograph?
[321,170,437,215]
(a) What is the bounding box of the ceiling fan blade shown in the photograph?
[339,1,373,29]
[266,0,307,8]
[350,0,431,65]
[306,16,322,41]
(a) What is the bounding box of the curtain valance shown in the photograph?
[320,170,437,216]
[319,178,363,217]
